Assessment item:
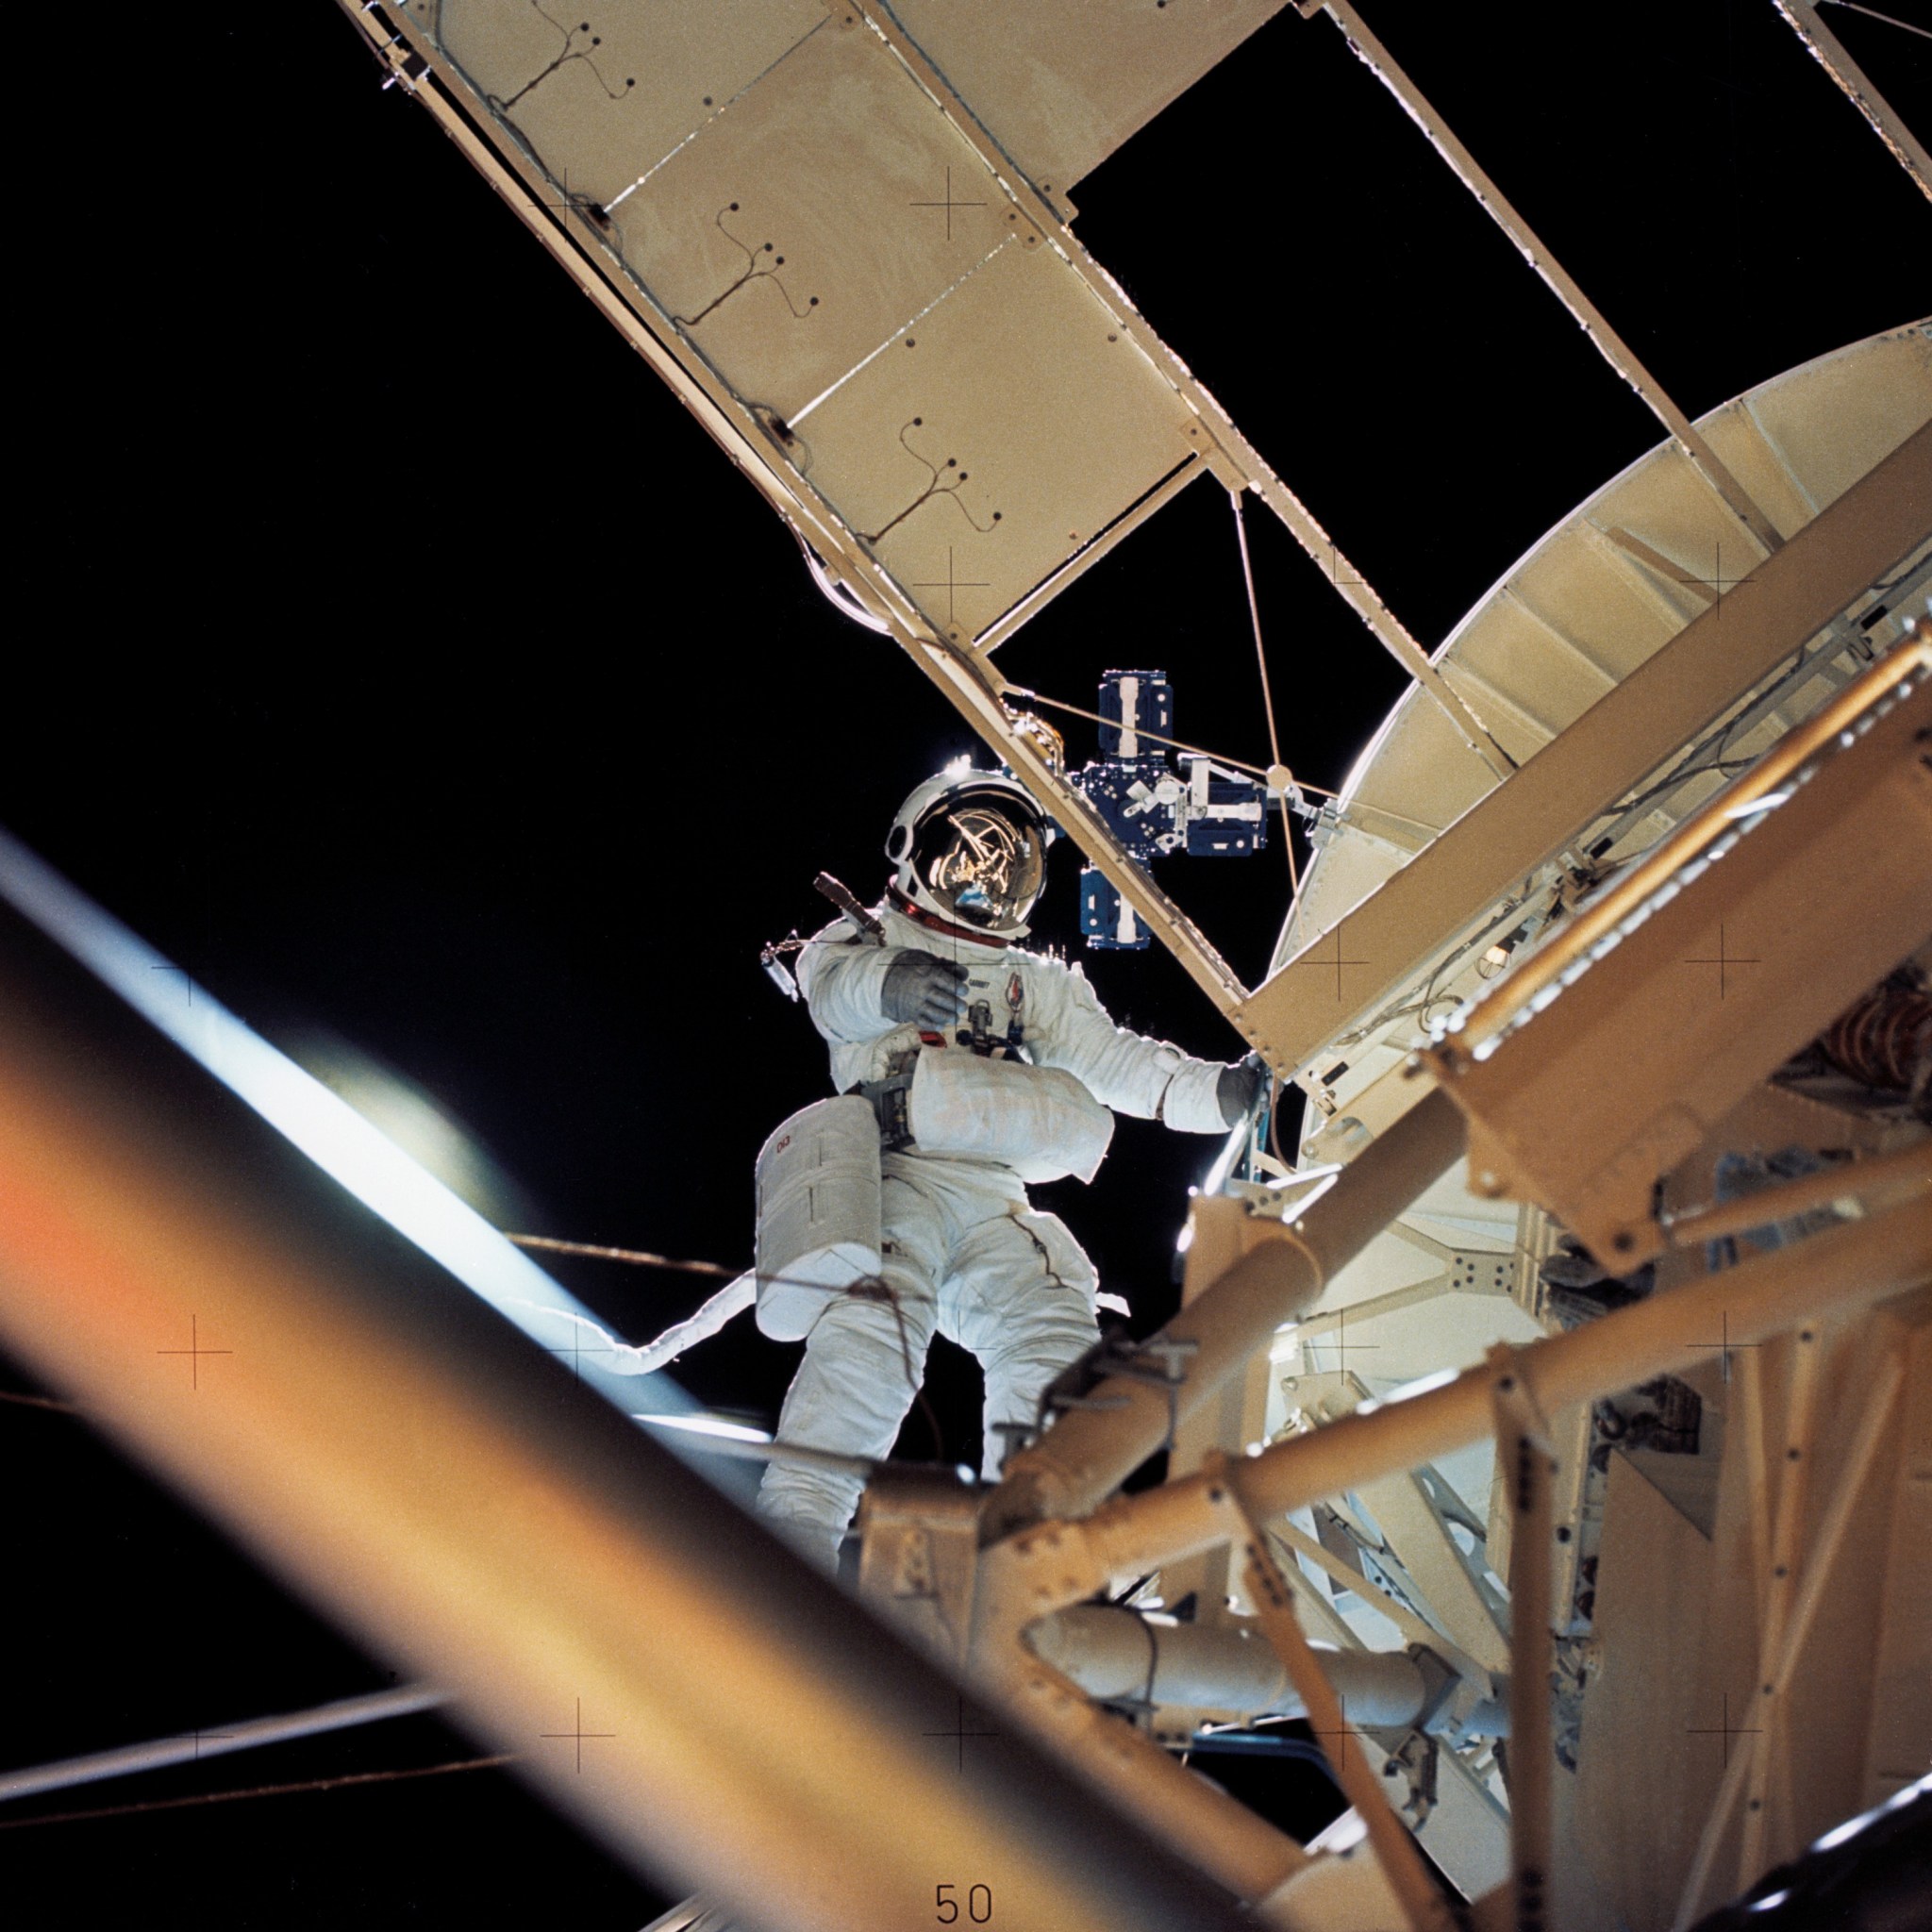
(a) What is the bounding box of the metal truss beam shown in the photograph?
[1493,1361,1558,1932]
[976,1200,1930,1632]
[1357,1468,1510,1677]
[1773,2,1932,202]
[844,1,1518,780]
[337,3,1257,1023]
[1430,643,1932,1263]
[1225,1483,1460,1931]
[987,1087,1469,1534]
[1308,3,1787,556]
[334,1,1517,1038]
[1672,1344,1910,1924]
[1233,419,1932,1081]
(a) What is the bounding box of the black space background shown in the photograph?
[4,4,1927,1927]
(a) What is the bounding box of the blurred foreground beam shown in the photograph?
[0,854,1259,1932]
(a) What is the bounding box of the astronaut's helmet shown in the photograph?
[887,767,1054,940]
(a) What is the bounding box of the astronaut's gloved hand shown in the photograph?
[881,949,972,1030]
[1216,1055,1269,1128]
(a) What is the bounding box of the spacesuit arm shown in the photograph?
[795,918,900,1044]
[1028,963,1233,1133]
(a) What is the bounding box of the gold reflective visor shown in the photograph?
[919,805,1046,930]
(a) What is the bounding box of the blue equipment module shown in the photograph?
[1070,671,1269,949]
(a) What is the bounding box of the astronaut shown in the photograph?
[757,767,1264,1569]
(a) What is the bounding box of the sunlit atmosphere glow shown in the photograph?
[0,828,693,1421]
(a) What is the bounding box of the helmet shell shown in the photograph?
[886,769,1055,940]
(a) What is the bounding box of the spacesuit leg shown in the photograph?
[755,1175,945,1570]
[944,1202,1100,1481]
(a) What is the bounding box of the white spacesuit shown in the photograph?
[756,769,1261,1569]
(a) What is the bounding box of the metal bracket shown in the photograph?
[1431,643,1932,1264]
[991,1335,1202,1479]
[856,1464,985,1664]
